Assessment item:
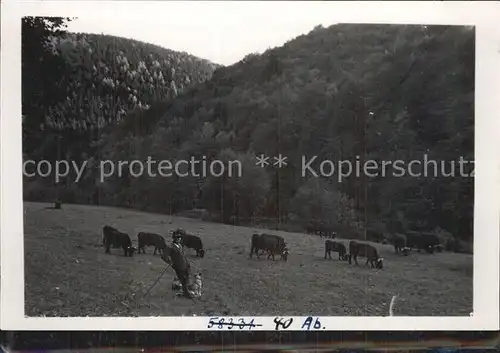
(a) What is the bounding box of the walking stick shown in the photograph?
[142,263,172,299]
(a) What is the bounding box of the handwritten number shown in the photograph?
[207,317,216,329]
[273,317,281,330]
[207,317,260,330]
[273,317,293,330]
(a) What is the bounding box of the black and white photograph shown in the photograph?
[1,1,499,329]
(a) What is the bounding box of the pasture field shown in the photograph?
[24,202,473,316]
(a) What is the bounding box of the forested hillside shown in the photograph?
[47,32,217,129]
[22,17,219,158]
[24,22,475,250]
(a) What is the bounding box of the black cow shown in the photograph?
[348,240,383,269]
[421,233,441,253]
[406,232,440,254]
[317,225,336,239]
[250,233,288,261]
[324,240,347,260]
[137,232,166,255]
[102,225,134,257]
[405,232,420,251]
[306,222,335,238]
[172,229,205,258]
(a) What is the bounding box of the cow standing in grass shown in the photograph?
[348,240,383,269]
[420,233,441,254]
[137,232,167,255]
[406,232,440,254]
[102,225,134,257]
[317,225,336,239]
[324,240,347,260]
[250,233,288,261]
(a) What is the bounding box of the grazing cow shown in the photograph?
[250,233,288,261]
[324,240,347,260]
[102,225,134,257]
[348,240,383,269]
[317,225,336,239]
[306,222,335,238]
[419,233,440,254]
[406,232,440,254]
[172,229,205,258]
[137,232,166,255]
[405,232,420,251]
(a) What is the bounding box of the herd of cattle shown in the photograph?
[102,225,205,258]
[101,223,450,271]
[306,225,337,239]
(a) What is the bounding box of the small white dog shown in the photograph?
[191,273,202,298]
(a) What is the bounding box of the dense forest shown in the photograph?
[23,18,475,252]
[22,17,219,158]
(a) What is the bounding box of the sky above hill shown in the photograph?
[59,1,482,67]
[65,2,342,66]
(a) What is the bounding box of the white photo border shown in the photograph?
[1,0,499,331]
